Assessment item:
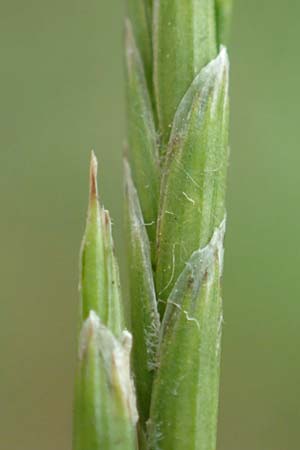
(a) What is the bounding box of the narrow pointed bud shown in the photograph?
[156,49,229,314]
[215,0,233,46]
[149,222,225,450]
[80,152,106,323]
[125,21,160,259]
[73,311,138,450]
[79,152,124,336]
[124,160,160,426]
[153,0,217,143]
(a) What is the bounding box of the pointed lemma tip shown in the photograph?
[88,310,101,331]
[217,45,230,74]
[79,310,101,360]
[104,209,111,226]
[123,157,133,195]
[89,150,98,201]
[121,330,133,353]
[204,46,229,95]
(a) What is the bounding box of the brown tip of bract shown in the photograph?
[102,209,116,255]
[103,209,111,227]
[90,150,98,201]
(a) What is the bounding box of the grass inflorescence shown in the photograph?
[73,1,232,449]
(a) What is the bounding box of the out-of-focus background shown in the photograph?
[1,1,299,449]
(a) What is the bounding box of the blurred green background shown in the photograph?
[1,1,299,449]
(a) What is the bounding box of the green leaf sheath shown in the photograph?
[79,152,124,336]
[124,161,160,426]
[215,0,233,46]
[73,312,138,450]
[127,0,153,95]
[102,209,125,337]
[153,0,217,144]
[145,0,153,26]
[148,222,225,450]
[156,49,229,315]
[125,21,160,259]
